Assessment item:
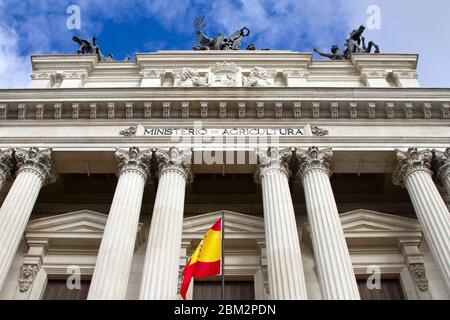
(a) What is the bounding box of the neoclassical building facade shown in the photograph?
[0,51,449,300]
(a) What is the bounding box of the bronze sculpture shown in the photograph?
[193,17,251,50]
[314,25,380,60]
[314,45,346,60]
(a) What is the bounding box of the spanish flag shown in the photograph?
[179,218,222,300]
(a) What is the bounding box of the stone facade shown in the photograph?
[0,51,449,300]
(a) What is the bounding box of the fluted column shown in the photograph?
[0,148,55,290]
[88,147,152,300]
[139,147,192,300]
[432,148,450,195]
[393,148,450,293]
[255,147,308,300]
[0,149,14,191]
[296,147,360,300]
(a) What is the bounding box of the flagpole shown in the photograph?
[221,210,225,300]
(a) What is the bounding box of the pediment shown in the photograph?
[26,210,108,233]
[339,209,421,232]
[183,210,264,235]
[302,209,422,249]
[25,210,146,249]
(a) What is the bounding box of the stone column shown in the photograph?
[393,148,450,293]
[139,147,192,300]
[295,147,360,300]
[255,147,308,300]
[432,148,450,195]
[88,148,152,300]
[0,148,55,290]
[0,149,14,191]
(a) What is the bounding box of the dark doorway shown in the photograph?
[42,280,91,300]
[357,278,405,300]
[193,281,255,300]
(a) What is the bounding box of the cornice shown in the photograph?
[2,87,450,100]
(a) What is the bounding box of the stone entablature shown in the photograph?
[1,89,449,121]
[29,52,420,89]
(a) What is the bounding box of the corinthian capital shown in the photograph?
[15,147,55,185]
[432,148,450,185]
[0,148,14,186]
[155,147,193,182]
[295,147,333,180]
[255,147,293,183]
[115,147,153,181]
[392,148,432,187]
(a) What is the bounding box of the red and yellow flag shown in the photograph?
[180,218,222,300]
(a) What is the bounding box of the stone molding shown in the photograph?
[155,147,193,182]
[115,147,153,181]
[254,147,293,183]
[14,147,55,185]
[295,146,333,180]
[392,148,433,187]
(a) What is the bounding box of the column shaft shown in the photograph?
[302,169,360,299]
[0,172,42,289]
[87,147,152,300]
[405,171,450,292]
[260,169,308,299]
[139,168,186,299]
[87,171,146,299]
[296,147,360,300]
[139,147,192,300]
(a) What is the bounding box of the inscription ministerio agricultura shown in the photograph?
[144,127,305,136]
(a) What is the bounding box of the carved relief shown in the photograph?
[63,71,87,79]
[392,70,419,80]
[18,264,39,292]
[282,70,309,78]
[310,126,329,136]
[261,264,270,295]
[209,62,241,87]
[0,103,7,119]
[409,263,429,292]
[0,148,14,183]
[119,126,137,137]
[432,148,450,185]
[139,69,164,79]
[243,67,273,87]
[177,68,209,87]
[30,72,55,80]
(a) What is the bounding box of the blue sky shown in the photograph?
[1,0,450,88]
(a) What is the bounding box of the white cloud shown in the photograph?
[0,24,31,88]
